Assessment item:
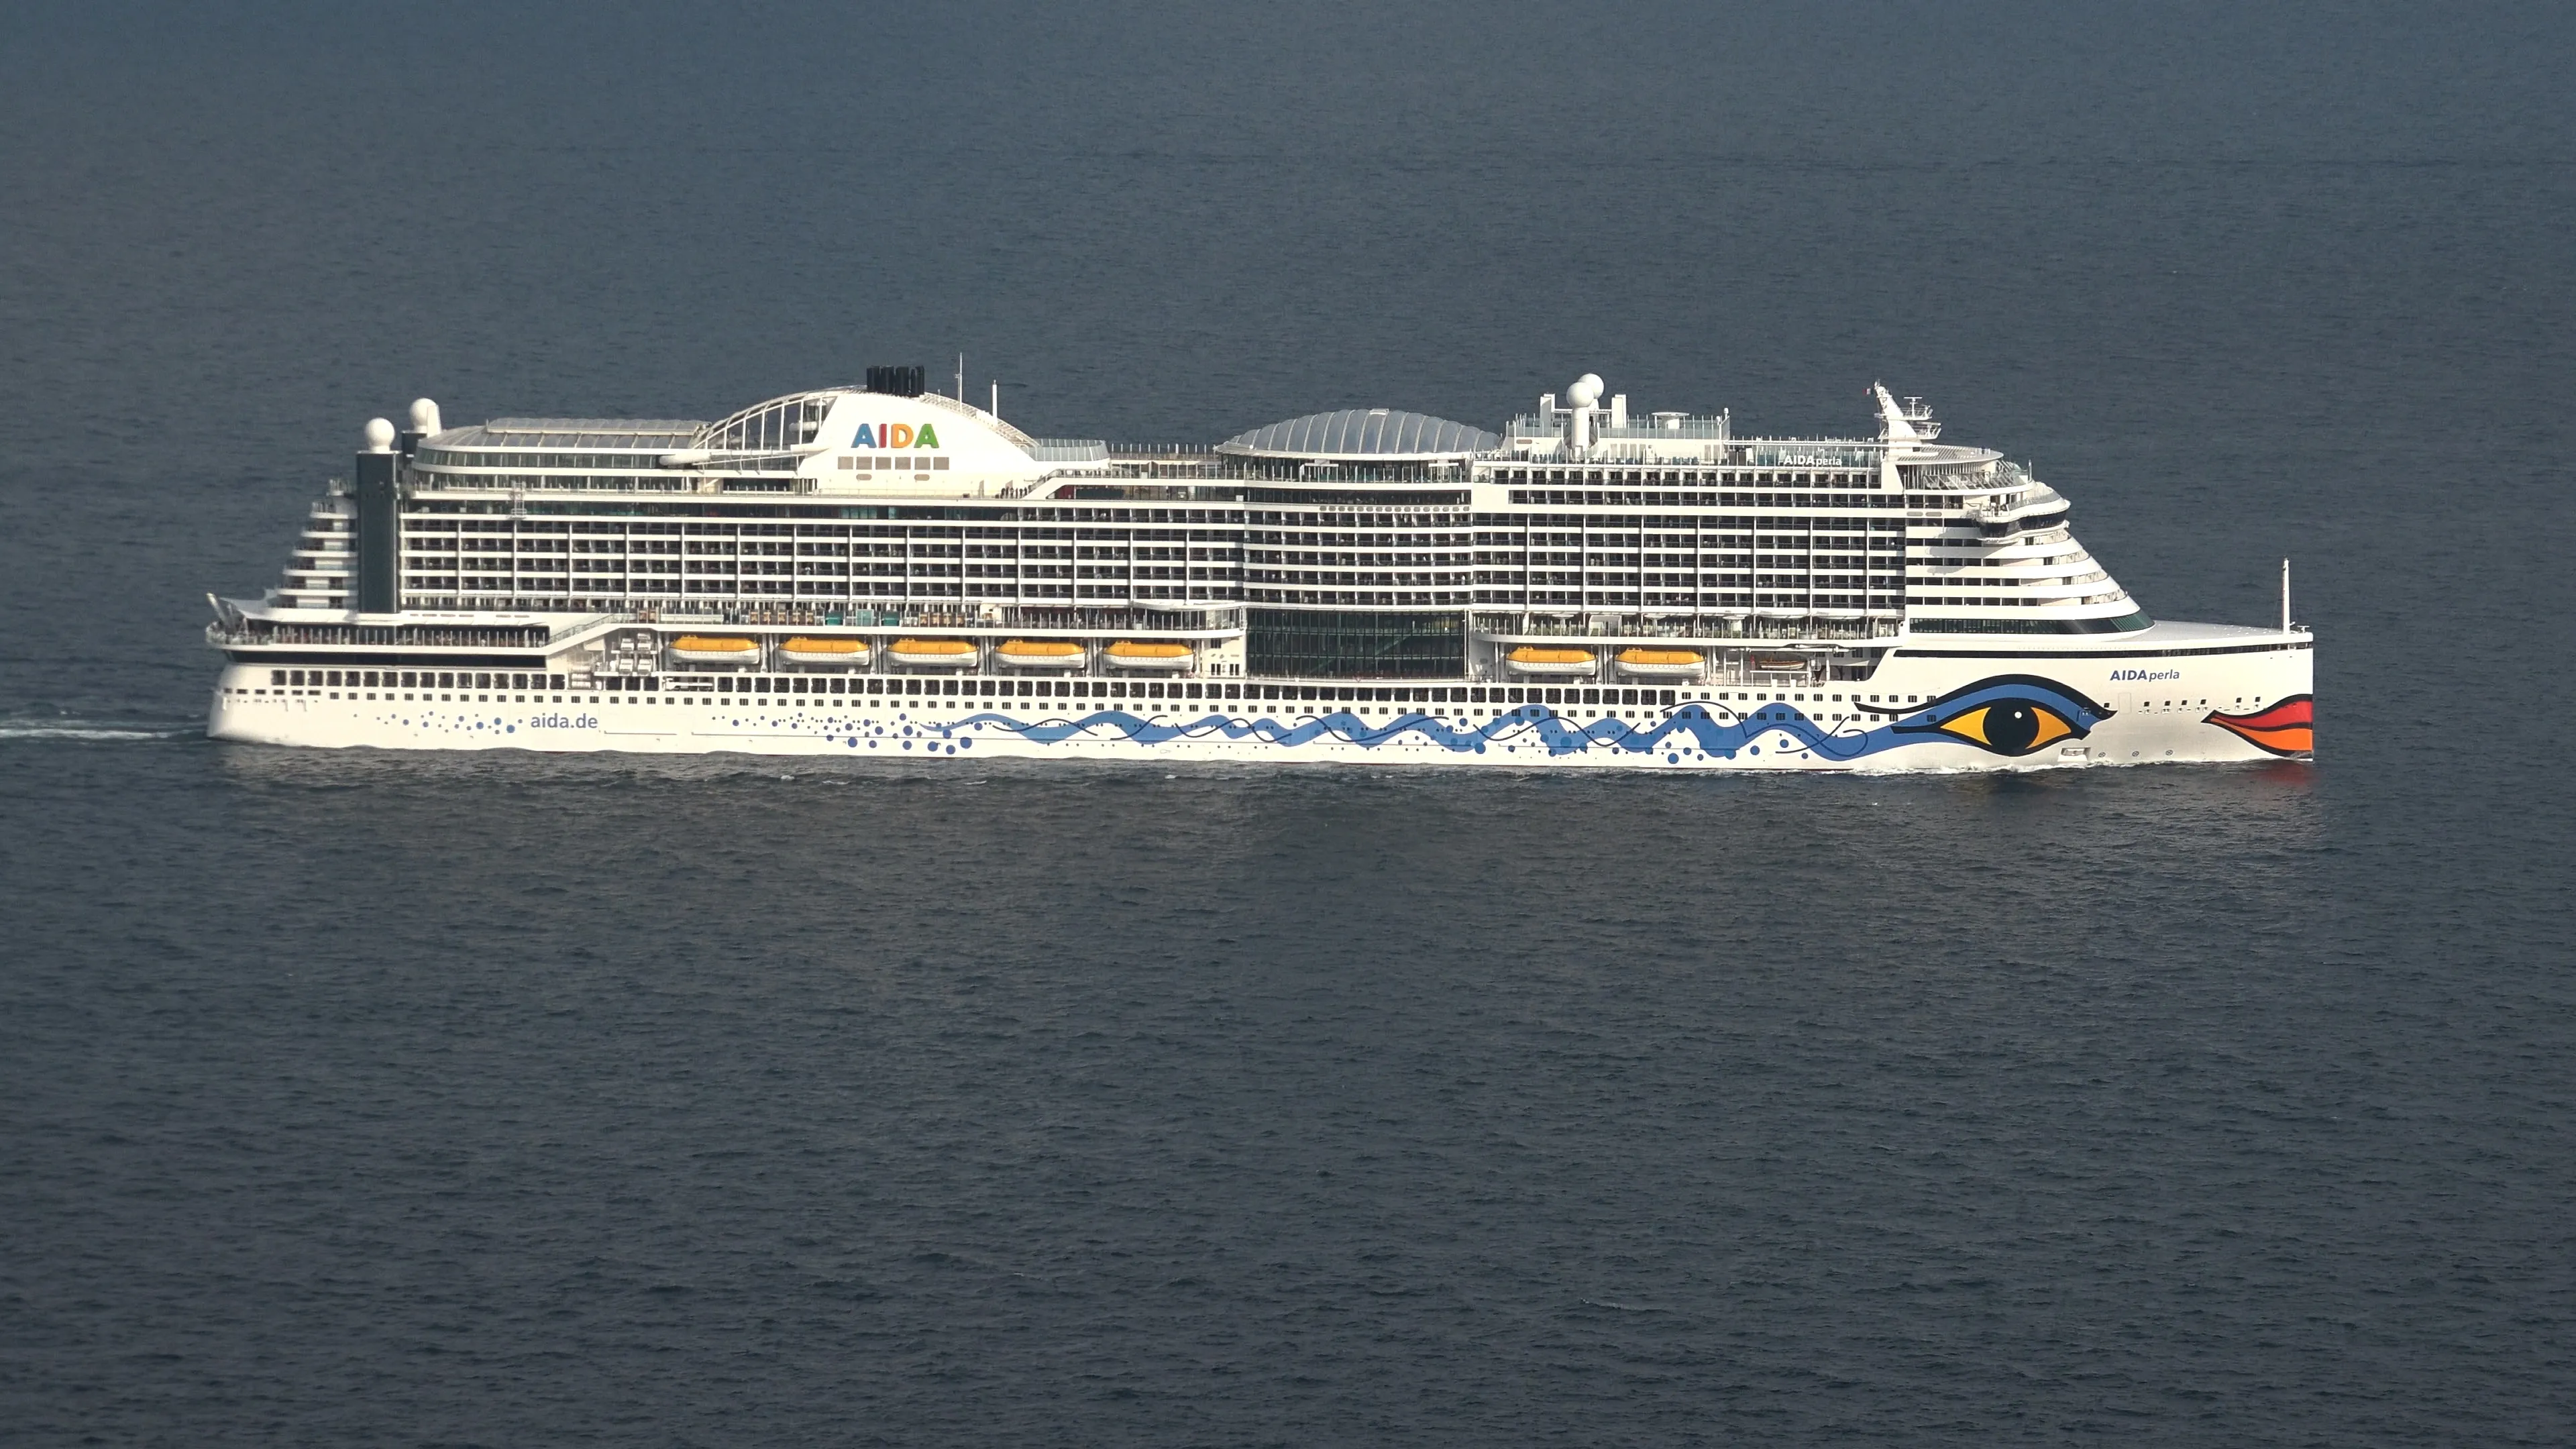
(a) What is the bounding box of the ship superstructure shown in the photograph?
[208,368,2312,768]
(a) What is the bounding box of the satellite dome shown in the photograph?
[1566,374,1605,408]
[409,398,443,434]
[362,417,397,453]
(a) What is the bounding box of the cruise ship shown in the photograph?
[205,368,2314,769]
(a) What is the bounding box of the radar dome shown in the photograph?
[1566,373,1605,407]
[362,417,397,453]
[409,398,442,434]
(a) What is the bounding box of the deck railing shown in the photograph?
[1481,614,1900,643]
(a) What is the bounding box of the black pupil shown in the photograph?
[1987,703,2043,753]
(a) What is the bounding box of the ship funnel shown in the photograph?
[864,365,926,397]
[354,421,404,612]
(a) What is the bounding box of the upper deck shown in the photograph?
[236,371,2186,680]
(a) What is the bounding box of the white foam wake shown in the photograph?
[0,720,197,741]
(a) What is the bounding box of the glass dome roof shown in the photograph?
[1216,408,1497,462]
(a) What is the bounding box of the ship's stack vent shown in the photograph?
[864,365,926,397]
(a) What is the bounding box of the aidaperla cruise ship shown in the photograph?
[206,366,2314,769]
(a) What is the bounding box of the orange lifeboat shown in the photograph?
[778,637,871,666]
[996,639,1086,669]
[1615,647,1704,680]
[668,635,758,663]
[890,638,978,669]
[1104,641,1192,670]
[1505,645,1596,677]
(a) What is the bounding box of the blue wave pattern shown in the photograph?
[877,676,2111,763]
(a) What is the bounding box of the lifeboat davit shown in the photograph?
[778,637,871,666]
[996,639,1086,669]
[668,635,758,663]
[890,638,978,669]
[1615,647,1705,680]
[1505,645,1597,677]
[1104,640,1192,670]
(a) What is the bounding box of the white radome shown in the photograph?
[1566,374,1605,407]
[362,417,397,452]
[409,398,442,434]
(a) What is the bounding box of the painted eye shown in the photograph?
[1882,676,2110,760]
[1932,700,2077,756]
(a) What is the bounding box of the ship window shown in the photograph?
[643,678,657,692]
[830,680,846,694]
[904,679,920,694]
[272,670,286,686]
[289,669,306,686]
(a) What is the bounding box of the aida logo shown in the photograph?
[853,422,941,449]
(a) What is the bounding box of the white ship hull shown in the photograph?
[209,625,2312,771]
[217,373,2317,769]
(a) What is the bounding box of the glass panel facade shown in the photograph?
[1248,609,1462,679]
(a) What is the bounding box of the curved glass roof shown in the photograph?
[436,420,704,451]
[1217,408,1497,461]
[695,390,841,453]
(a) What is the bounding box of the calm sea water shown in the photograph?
[4,2,2572,1442]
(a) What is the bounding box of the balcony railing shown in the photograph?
[1477,612,1901,643]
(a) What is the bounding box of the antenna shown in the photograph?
[989,379,999,418]
[2282,557,2292,633]
[956,353,965,403]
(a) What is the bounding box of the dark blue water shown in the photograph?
[4,2,2572,1442]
